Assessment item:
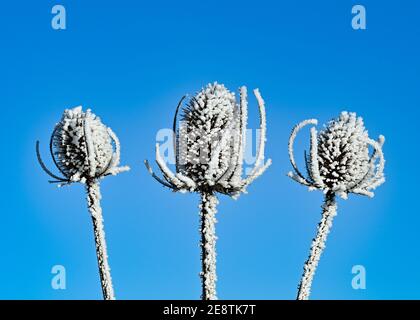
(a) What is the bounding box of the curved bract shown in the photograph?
[145,82,272,198]
[36,106,129,185]
[288,111,385,199]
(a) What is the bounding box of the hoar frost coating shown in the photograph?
[37,106,129,185]
[297,192,337,300]
[288,111,385,199]
[288,111,386,300]
[145,82,271,300]
[199,193,218,300]
[180,83,237,189]
[87,180,115,300]
[36,106,129,300]
[145,82,272,198]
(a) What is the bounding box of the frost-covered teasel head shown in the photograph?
[179,83,236,188]
[36,106,129,185]
[288,111,385,199]
[145,82,271,198]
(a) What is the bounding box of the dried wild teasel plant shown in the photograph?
[36,106,129,300]
[288,111,385,300]
[145,83,271,300]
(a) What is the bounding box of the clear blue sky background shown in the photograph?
[0,0,419,300]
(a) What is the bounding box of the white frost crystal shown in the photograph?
[199,193,218,300]
[180,83,237,189]
[145,83,272,198]
[37,106,129,185]
[86,180,115,300]
[288,111,385,199]
[145,82,271,300]
[36,106,129,300]
[297,193,337,300]
[288,111,386,300]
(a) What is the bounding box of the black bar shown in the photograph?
[0,300,418,318]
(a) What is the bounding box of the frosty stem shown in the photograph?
[297,191,337,300]
[199,192,219,300]
[86,180,115,300]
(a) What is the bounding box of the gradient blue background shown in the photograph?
[0,0,419,299]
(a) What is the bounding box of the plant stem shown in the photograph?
[297,191,337,300]
[86,180,115,300]
[199,192,218,300]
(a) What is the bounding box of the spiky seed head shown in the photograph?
[179,82,238,190]
[146,83,271,197]
[52,106,114,182]
[317,111,370,192]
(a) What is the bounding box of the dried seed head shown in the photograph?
[288,111,385,199]
[178,83,239,190]
[317,112,370,192]
[52,107,113,182]
[146,83,271,197]
[37,106,129,185]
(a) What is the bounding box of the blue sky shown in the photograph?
[0,0,419,299]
